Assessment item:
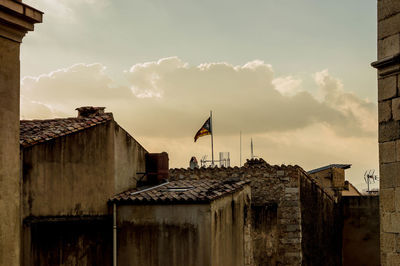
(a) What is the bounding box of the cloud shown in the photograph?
[272,76,303,97]
[21,58,376,140]
[20,58,378,187]
[314,70,377,136]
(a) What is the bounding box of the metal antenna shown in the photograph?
[364,169,379,194]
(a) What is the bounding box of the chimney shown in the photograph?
[76,106,106,118]
[145,152,169,184]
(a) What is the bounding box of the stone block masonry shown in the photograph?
[372,1,400,265]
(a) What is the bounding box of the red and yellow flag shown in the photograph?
[194,117,212,142]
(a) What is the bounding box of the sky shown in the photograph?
[21,0,379,191]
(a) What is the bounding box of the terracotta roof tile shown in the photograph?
[110,179,250,204]
[20,113,113,148]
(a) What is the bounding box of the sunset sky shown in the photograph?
[21,0,378,190]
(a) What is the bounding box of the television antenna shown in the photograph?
[364,169,379,194]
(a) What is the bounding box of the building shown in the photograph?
[0,2,42,265]
[170,159,334,265]
[19,106,254,266]
[371,1,400,265]
[20,106,147,265]
[170,159,379,266]
[307,164,361,196]
[110,179,252,266]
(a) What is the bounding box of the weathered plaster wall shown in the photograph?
[210,186,252,266]
[251,203,278,266]
[300,171,341,266]
[116,204,212,266]
[342,196,380,266]
[22,122,115,217]
[0,33,21,266]
[23,218,112,266]
[21,119,148,265]
[373,1,400,265]
[114,124,147,194]
[170,164,303,265]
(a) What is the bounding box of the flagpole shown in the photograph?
[210,110,214,166]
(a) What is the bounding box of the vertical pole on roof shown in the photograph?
[251,138,254,159]
[210,110,214,166]
[240,131,242,167]
[113,203,117,266]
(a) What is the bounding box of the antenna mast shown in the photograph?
[251,138,254,159]
[240,131,242,166]
[364,169,379,194]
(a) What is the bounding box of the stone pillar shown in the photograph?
[372,1,400,265]
[0,1,42,265]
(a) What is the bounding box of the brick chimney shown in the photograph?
[76,106,106,118]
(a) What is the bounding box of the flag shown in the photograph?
[194,117,212,142]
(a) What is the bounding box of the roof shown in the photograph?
[110,179,250,204]
[307,164,351,174]
[20,113,113,148]
[342,181,362,196]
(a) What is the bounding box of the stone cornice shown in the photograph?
[371,53,400,77]
[0,0,42,42]
[371,53,400,69]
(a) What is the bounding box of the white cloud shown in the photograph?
[314,69,377,135]
[21,58,377,138]
[20,58,378,182]
[272,76,302,96]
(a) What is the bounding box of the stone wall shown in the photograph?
[372,1,400,265]
[169,161,303,265]
[299,170,341,266]
[342,196,380,266]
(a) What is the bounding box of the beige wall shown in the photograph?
[0,1,42,265]
[373,1,400,265]
[114,124,147,194]
[22,120,148,218]
[211,186,252,266]
[117,204,212,266]
[309,167,345,190]
[22,122,115,217]
[116,186,251,266]
[0,32,22,266]
[309,168,333,188]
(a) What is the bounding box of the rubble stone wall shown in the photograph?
[169,163,303,265]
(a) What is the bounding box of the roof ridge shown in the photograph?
[20,113,114,148]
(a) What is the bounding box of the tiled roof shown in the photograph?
[307,164,351,174]
[110,179,250,204]
[20,113,113,148]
